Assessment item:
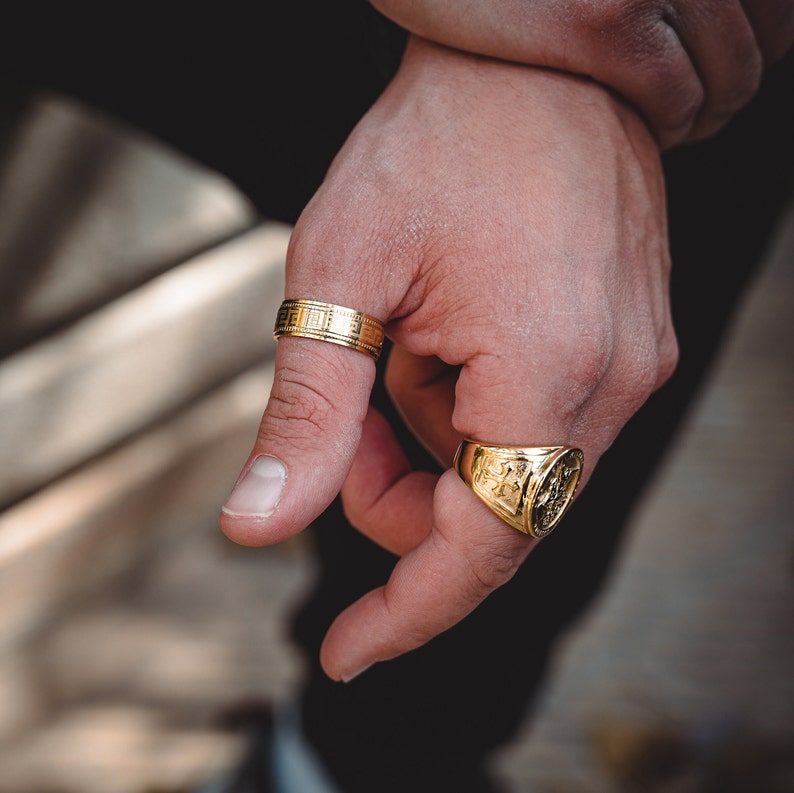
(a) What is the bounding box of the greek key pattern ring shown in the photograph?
[273,299,385,361]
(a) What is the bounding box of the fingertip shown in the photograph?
[220,337,377,545]
[320,638,374,683]
[340,662,375,683]
[218,512,297,548]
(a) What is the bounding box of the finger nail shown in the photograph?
[222,455,286,519]
[341,662,374,683]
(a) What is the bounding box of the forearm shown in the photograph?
[370,0,794,148]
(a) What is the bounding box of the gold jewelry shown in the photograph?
[454,441,584,538]
[273,299,385,361]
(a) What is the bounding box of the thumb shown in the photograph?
[219,332,377,546]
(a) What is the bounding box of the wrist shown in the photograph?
[370,0,772,148]
[393,35,659,158]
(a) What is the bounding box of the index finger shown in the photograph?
[320,469,536,681]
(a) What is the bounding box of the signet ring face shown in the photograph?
[454,441,584,539]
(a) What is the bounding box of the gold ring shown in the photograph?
[273,299,385,361]
[454,440,584,538]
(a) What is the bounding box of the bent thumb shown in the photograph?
[219,333,376,546]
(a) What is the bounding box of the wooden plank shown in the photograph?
[0,363,275,657]
[0,88,258,355]
[0,222,289,507]
[0,704,244,793]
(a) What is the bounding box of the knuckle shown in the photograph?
[614,321,679,409]
[615,348,662,411]
[569,329,614,391]
[655,326,680,389]
[522,294,679,421]
[649,76,705,142]
[573,0,703,137]
[261,363,341,443]
[468,540,524,594]
[557,324,615,413]
[381,587,437,653]
[434,525,525,602]
[573,319,679,444]
[578,0,658,37]
[576,0,671,63]
[402,621,440,654]
[580,0,762,141]
[700,59,761,133]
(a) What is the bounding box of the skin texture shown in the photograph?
[370,0,794,147]
[220,35,678,682]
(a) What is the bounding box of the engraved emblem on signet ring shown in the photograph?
[454,441,584,539]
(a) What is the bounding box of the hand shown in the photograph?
[370,0,794,147]
[219,36,678,681]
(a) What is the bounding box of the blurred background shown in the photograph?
[0,72,792,793]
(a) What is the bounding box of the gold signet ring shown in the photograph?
[454,441,584,539]
[273,299,385,361]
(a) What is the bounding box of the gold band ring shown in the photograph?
[273,299,385,361]
[454,441,584,539]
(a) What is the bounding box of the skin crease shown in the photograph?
[370,0,794,146]
[219,35,678,682]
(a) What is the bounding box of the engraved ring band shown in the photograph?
[273,299,385,361]
[454,441,584,539]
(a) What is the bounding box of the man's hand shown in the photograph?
[219,36,678,681]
